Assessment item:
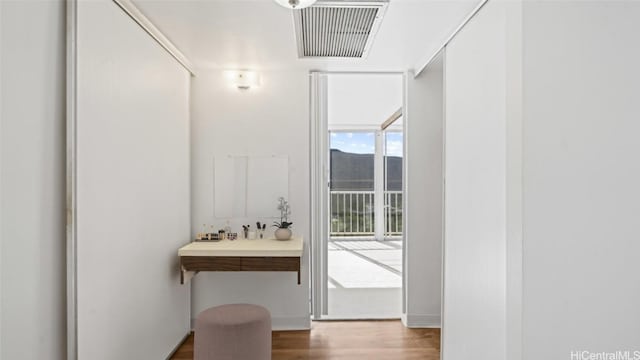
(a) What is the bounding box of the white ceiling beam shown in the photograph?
[381,107,402,130]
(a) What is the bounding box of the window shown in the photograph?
[329,131,403,239]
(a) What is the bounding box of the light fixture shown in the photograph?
[274,0,317,10]
[226,70,261,90]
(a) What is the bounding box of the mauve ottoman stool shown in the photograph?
[194,304,271,360]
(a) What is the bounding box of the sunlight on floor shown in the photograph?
[328,239,402,289]
[327,239,402,318]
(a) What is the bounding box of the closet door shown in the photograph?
[70,1,191,358]
[442,1,518,359]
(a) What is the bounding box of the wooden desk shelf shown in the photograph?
[178,237,303,285]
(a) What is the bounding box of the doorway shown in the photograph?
[311,73,405,319]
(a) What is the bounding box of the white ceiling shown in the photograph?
[328,74,403,129]
[133,0,480,72]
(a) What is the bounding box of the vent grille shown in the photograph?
[293,1,388,59]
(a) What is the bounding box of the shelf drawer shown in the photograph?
[181,256,241,271]
[241,257,300,272]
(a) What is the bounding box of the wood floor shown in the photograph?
[170,320,440,360]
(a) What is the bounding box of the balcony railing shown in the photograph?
[330,190,403,237]
[384,191,403,237]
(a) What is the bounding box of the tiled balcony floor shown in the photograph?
[327,239,402,318]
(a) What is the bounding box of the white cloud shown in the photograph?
[386,140,403,157]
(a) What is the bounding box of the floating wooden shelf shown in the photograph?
[178,237,303,284]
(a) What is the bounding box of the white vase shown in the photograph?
[274,227,292,240]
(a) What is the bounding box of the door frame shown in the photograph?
[309,71,406,320]
[309,72,329,318]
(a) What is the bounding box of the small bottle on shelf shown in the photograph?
[200,223,207,240]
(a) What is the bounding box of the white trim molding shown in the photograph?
[112,0,196,76]
[165,332,191,360]
[66,1,78,359]
[309,71,329,318]
[271,316,312,331]
[404,314,441,328]
[413,0,488,78]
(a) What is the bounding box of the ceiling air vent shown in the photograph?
[293,0,389,59]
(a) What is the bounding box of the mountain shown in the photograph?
[330,149,402,191]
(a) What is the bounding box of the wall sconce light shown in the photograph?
[226,70,261,90]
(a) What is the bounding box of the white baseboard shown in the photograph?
[317,315,401,321]
[272,316,311,331]
[191,315,311,331]
[165,332,191,360]
[402,313,441,328]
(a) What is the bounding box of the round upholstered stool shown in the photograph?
[194,303,271,360]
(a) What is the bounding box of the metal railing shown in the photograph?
[330,190,402,237]
[384,191,403,237]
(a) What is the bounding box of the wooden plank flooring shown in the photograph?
[170,320,440,360]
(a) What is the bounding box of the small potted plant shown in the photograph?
[273,197,293,240]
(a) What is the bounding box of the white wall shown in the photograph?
[505,3,523,359]
[521,2,640,358]
[75,2,191,358]
[0,1,67,359]
[190,69,310,330]
[403,55,444,328]
[328,74,403,129]
[439,1,640,358]
[442,1,516,359]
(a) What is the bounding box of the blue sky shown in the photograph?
[330,132,403,157]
